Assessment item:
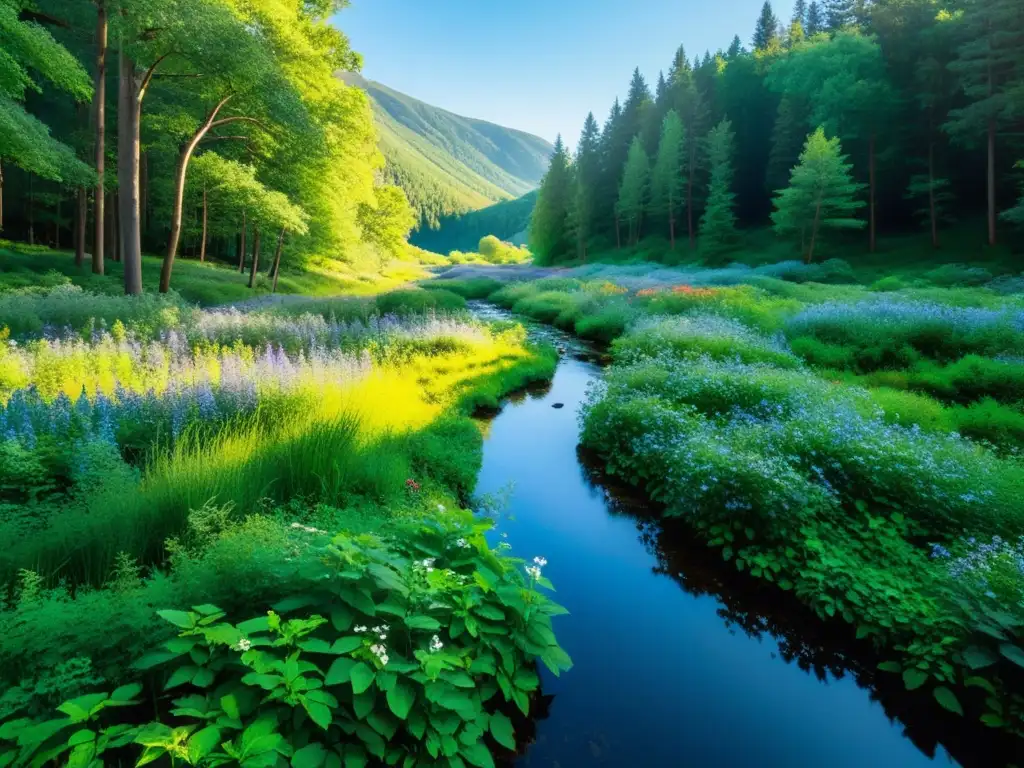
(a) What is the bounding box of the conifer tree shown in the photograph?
[670,46,710,249]
[766,97,807,194]
[699,118,739,259]
[598,98,625,245]
[529,135,573,263]
[571,113,602,261]
[648,109,686,249]
[616,137,649,246]
[792,0,808,27]
[945,0,1024,246]
[772,127,865,262]
[824,0,855,31]
[806,1,825,35]
[753,2,781,51]
[727,35,744,59]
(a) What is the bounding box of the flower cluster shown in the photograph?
[429,635,444,653]
[525,557,547,580]
[405,478,421,492]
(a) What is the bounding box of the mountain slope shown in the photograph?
[410,191,537,253]
[340,73,553,230]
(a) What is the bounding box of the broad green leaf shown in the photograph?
[902,669,927,691]
[337,588,376,617]
[135,746,166,767]
[110,684,143,704]
[459,741,495,768]
[291,743,327,768]
[876,661,901,673]
[489,712,515,750]
[933,687,963,715]
[998,644,1024,669]
[386,680,415,719]
[303,700,332,730]
[187,726,221,764]
[350,663,375,695]
[157,610,194,629]
[221,694,241,720]
[325,658,357,686]
[330,606,353,632]
[330,637,363,655]
[405,616,441,631]
[963,646,998,670]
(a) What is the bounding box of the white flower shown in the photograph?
[456,538,469,548]
[379,633,387,640]
[382,624,390,631]
[437,504,446,512]
[525,565,542,580]
[421,558,436,568]
[380,654,389,666]
[533,556,548,567]
[354,625,367,633]
[234,637,252,652]
[429,634,444,653]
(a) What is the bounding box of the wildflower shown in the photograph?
[525,565,542,580]
[533,556,548,567]
[429,635,444,653]
[455,538,470,549]
[437,503,446,512]
[234,638,252,652]
[354,625,367,633]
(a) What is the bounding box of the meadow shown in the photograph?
[0,276,566,768]
[430,257,1024,736]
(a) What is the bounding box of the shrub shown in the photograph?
[375,289,467,316]
[0,522,571,768]
[924,263,994,287]
[613,315,802,369]
[869,276,906,292]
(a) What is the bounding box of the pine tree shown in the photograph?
[529,135,573,263]
[792,0,808,27]
[648,109,686,249]
[945,0,1024,246]
[824,0,855,31]
[571,113,602,261]
[699,118,739,259]
[616,137,649,246]
[669,47,710,249]
[727,35,744,59]
[753,1,781,51]
[806,1,824,35]
[766,97,807,194]
[772,127,866,262]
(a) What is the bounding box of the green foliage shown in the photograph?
[698,119,739,260]
[616,138,650,246]
[411,192,537,255]
[529,137,573,263]
[771,128,866,261]
[0,522,571,768]
[648,110,686,246]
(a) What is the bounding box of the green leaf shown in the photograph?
[386,680,415,720]
[331,636,363,655]
[352,690,375,720]
[405,616,441,631]
[187,726,221,765]
[474,605,504,621]
[337,588,376,617]
[902,669,928,691]
[325,657,357,686]
[933,687,963,715]
[292,743,327,768]
[350,663,375,695]
[489,712,515,750]
[236,616,272,634]
[876,661,901,674]
[963,646,998,670]
[192,604,222,617]
[157,610,194,629]
[303,700,333,730]
[192,668,215,688]
[109,684,143,704]
[135,746,166,767]
[998,644,1024,669]
[221,694,241,721]
[133,651,182,670]
[459,741,495,768]
[330,606,353,631]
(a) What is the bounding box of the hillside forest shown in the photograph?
[530,0,1024,265]
[0,0,419,295]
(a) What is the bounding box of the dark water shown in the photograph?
[472,309,969,768]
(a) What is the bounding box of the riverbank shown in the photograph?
[431,267,1024,750]
[0,286,566,767]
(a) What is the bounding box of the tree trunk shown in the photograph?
[118,49,143,294]
[270,227,285,292]
[105,190,115,262]
[807,197,823,264]
[687,147,696,250]
[238,211,247,272]
[75,189,86,264]
[928,140,938,249]
[140,150,148,238]
[162,95,233,292]
[248,226,260,288]
[116,191,124,263]
[199,185,208,262]
[868,133,876,253]
[27,177,34,246]
[92,0,106,275]
[614,216,621,249]
[986,117,996,247]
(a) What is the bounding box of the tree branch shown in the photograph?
[202,135,250,142]
[209,116,267,130]
[19,10,71,28]
[139,53,172,97]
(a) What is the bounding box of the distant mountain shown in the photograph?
[410,191,537,254]
[340,73,553,231]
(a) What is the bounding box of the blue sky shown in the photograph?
[338,0,797,149]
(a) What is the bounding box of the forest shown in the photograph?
[1,0,418,296]
[530,0,1024,265]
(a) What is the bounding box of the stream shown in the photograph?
[470,304,969,767]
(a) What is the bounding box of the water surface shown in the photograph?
[473,311,964,767]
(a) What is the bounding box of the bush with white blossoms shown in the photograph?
[0,519,571,768]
